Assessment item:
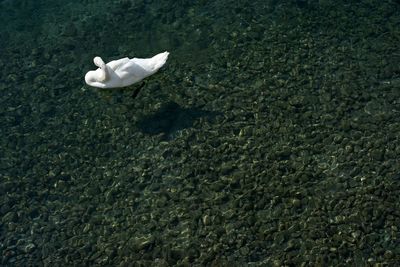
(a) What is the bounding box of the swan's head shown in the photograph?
[93,56,105,68]
[85,56,106,85]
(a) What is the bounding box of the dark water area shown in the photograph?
[1,0,400,265]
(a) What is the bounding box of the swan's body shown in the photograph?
[85,51,169,88]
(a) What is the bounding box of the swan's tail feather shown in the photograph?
[132,51,169,73]
[151,51,169,70]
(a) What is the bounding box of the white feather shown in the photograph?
[85,51,169,88]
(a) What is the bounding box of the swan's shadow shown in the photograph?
[136,101,219,140]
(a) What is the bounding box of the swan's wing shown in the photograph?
[130,58,157,72]
[114,52,169,85]
[131,52,169,72]
[107,57,130,71]
[117,60,150,78]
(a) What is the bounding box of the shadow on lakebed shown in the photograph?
[136,101,220,140]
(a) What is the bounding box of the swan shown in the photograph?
[85,51,169,88]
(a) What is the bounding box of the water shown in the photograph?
[1,0,400,265]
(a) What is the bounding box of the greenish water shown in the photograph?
[1,0,400,265]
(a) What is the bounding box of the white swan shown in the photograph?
[85,51,169,88]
